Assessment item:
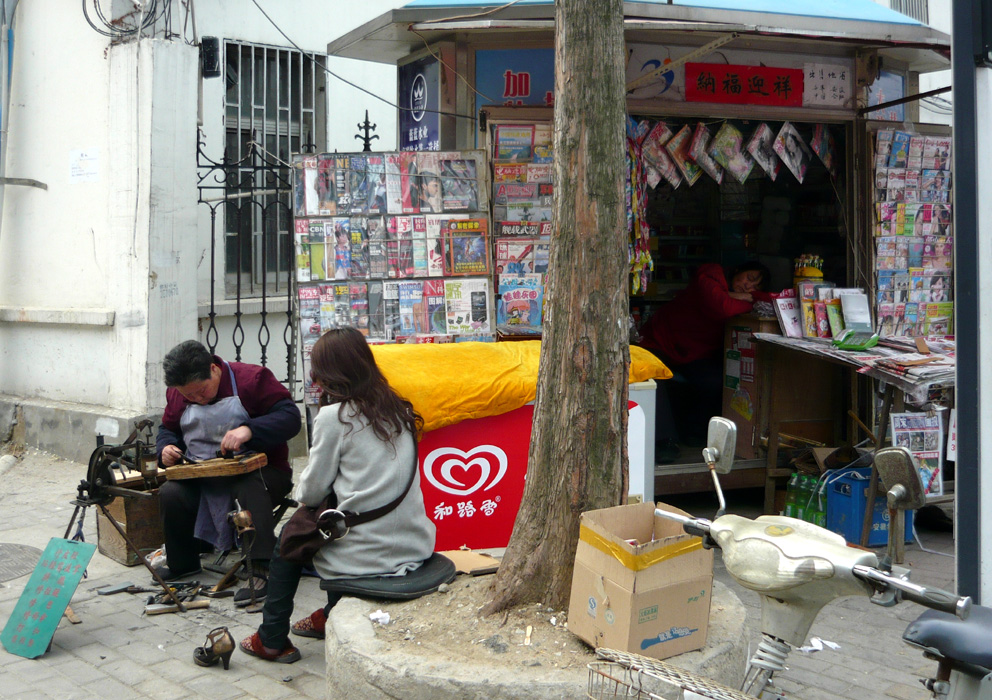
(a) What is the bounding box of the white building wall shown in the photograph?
[0,0,401,418]
[918,0,952,125]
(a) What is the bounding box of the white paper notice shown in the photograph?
[802,63,851,107]
[70,149,100,183]
[946,408,957,462]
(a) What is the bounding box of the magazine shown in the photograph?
[411,216,428,277]
[315,156,337,215]
[294,218,311,282]
[439,157,479,211]
[318,283,336,331]
[417,151,443,213]
[333,283,351,328]
[400,151,419,214]
[349,217,369,279]
[423,279,447,335]
[746,123,781,181]
[298,156,319,217]
[708,122,752,185]
[335,155,352,213]
[348,155,368,215]
[773,122,814,184]
[810,124,837,177]
[641,121,680,189]
[330,217,351,280]
[367,280,386,340]
[367,217,388,278]
[688,122,723,184]
[444,218,491,276]
[773,295,803,338]
[497,274,543,335]
[495,236,546,277]
[445,277,492,334]
[890,411,944,497]
[383,281,400,339]
[494,124,535,162]
[385,153,403,215]
[398,281,423,336]
[366,155,386,215]
[493,163,528,183]
[350,282,369,335]
[665,125,703,186]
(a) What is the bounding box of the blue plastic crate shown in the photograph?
[825,467,914,547]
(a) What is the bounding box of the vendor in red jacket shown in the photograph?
[640,261,771,459]
[156,340,302,606]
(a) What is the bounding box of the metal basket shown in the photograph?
[588,648,757,700]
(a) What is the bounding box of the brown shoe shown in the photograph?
[239,632,301,664]
[291,608,327,639]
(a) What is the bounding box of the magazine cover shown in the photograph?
[348,155,369,215]
[366,155,386,215]
[745,123,782,181]
[708,122,752,185]
[333,283,351,328]
[349,282,369,335]
[298,156,319,216]
[493,163,528,183]
[445,277,492,334]
[640,121,680,189]
[398,281,423,337]
[495,182,538,206]
[890,411,944,497]
[318,283,336,331]
[298,285,321,343]
[349,216,369,279]
[664,125,703,186]
[527,163,552,184]
[426,213,464,277]
[367,217,388,278]
[444,218,491,276]
[439,158,479,211]
[292,157,308,217]
[330,217,350,280]
[411,216,428,277]
[383,281,400,340]
[400,151,419,214]
[294,218,311,282]
[367,280,385,339]
[385,153,403,214]
[888,131,911,168]
[773,122,813,184]
[773,296,803,338]
[688,122,723,184]
[494,124,535,162]
[423,279,447,334]
[315,156,337,215]
[497,274,543,335]
[334,155,351,213]
[416,151,443,213]
[495,237,542,277]
[810,124,837,177]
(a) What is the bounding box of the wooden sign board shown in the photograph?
[1,538,96,659]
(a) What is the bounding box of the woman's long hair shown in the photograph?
[310,327,422,443]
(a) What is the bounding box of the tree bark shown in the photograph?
[483,0,629,614]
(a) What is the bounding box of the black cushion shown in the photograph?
[319,552,456,600]
[903,604,992,671]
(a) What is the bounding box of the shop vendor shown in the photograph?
[640,261,771,462]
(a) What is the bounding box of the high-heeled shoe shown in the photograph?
[193,627,235,669]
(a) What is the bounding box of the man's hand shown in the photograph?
[220,426,253,454]
[161,445,184,467]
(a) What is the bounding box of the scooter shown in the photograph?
[599,417,986,699]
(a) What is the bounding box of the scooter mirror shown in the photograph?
[874,446,927,510]
[706,417,737,474]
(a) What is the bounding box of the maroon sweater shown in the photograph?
[640,264,755,365]
[157,357,300,472]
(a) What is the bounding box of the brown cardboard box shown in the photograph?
[567,501,713,660]
[97,492,163,566]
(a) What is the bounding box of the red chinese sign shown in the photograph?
[685,63,803,107]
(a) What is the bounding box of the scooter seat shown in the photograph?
[903,604,992,672]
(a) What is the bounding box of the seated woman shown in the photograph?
[639,261,771,461]
[239,327,436,663]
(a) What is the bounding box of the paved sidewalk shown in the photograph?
[0,447,958,700]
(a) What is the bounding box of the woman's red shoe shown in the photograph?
[239,632,301,664]
[291,608,327,639]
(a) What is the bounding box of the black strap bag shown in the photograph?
[279,444,418,565]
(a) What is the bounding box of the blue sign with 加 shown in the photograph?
[474,48,555,117]
[1,538,96,658]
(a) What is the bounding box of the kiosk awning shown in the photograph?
[328,0,949,73]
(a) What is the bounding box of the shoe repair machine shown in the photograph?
[67,420,267,612]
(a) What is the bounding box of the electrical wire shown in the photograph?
[82,0,166,38]
[249,0,477,122]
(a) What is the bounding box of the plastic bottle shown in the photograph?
[784,473,799,518]
[795,476,811,522]
[814,479,829,528]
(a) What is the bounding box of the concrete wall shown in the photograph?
[918,0,952,126]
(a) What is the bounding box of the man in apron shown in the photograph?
[156,340,302,606]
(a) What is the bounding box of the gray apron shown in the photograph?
[179,362,252,549]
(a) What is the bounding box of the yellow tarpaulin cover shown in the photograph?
[371,340,671,433]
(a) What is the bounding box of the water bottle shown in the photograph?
[784,473,799,518]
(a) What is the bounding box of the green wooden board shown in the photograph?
[1,538,96,659]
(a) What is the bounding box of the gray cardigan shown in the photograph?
[295,402,436,579]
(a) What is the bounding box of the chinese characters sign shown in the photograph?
[685,63,803,107]
[1,538,96,659]
[802,63,850,107]
[399,56,440,152]
[474,48,556,121]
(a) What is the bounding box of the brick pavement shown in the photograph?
[0,448,958,699]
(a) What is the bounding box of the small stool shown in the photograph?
[319,552,456,602]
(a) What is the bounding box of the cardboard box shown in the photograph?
[567,502,713,661]
[97,492,163,566]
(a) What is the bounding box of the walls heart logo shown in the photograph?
[423,445,508,496]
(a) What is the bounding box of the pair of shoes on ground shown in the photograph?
[233,573,268,607]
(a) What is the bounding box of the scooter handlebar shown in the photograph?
[653,509,714,542]
[852,565,972,619]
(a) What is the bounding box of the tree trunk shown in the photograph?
[483,0,628,615]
